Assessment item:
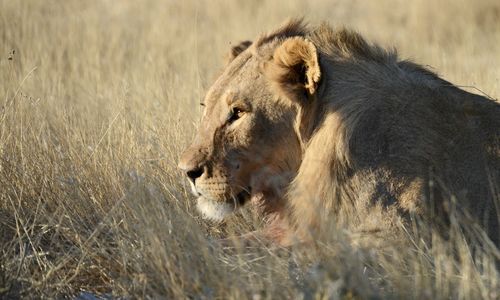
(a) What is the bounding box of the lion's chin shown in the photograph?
[196,197,236,222]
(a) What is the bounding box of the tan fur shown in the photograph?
[179,19,500,245]
[267,37,321,98]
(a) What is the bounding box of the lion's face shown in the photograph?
[179,49,300,220]
[179,33,321,221]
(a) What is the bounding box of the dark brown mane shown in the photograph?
[308,24,397,63]
[255,18,308,47]
[255,19,396,64]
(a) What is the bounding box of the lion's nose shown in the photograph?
[186,167,204,182]
[178,146,208,183]
[178,155,205,184]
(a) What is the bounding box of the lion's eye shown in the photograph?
[227,107,244,123]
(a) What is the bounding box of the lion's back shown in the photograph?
[348,67,500,243]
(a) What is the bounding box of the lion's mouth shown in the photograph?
[195,187,251,221]
[192,184,251,206]
[235,188,251,205]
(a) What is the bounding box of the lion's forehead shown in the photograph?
[204,53,263,108]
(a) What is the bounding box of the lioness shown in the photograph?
[178,20,500,246]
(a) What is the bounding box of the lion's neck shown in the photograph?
[294,95,323,151]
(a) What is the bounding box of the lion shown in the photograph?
[178,19,500,246]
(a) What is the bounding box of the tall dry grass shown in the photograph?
[0,0,499,298]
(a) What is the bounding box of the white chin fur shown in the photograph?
[196,197,235,221]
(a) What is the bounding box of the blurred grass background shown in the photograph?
[0,0,499,298]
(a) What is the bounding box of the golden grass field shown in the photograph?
[1,0,499,298]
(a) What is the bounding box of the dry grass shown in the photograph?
[0,0,499,298]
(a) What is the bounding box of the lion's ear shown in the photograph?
[225,40,252,63]
[266,37,321,102]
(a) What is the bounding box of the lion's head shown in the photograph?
[178,20,321,221]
